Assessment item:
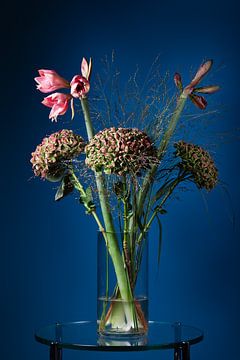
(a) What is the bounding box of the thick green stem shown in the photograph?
[122,177,133,288]
[80,98,95,140]
[137,93,188,216]
[80,98,133,303]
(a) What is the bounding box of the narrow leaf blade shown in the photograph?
[55,175,74,201]
[155,213,163,267]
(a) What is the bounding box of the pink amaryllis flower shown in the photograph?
[174,60,220,110]
[35,69,70,93]
[70,75,90,98]
[42,93,72,121]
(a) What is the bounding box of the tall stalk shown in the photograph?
[137,93,188,216]
[80,98,133,303]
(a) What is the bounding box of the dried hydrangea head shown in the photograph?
[174,141,218,191]
[30,129,85,181]
[85,127,158,176]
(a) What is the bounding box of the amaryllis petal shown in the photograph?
[38,69,57,76]
[189,60,213,88]
[81,58,89,79]
[189,94,207,110]
[49,104,66,119]
[193,85,220,94]
[88,58,92,80]
[174,73,183,92]
[81,57,92,80]
[70,98,75,120]
[41,93,72,121]
[35,69,70,93]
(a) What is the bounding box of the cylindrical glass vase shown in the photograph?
[97,231,148,337]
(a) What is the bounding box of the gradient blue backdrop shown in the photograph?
[2,1,240,359]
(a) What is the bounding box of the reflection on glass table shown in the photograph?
[35,320,204,360]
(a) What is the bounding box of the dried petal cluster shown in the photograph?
[85,127,158,175]
[175,141,218,191]
[30,129,85,181]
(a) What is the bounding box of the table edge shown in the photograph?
[34,320,204,352]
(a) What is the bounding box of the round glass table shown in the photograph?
[35,320,203,360]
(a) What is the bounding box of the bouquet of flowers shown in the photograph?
[31,56,219,336]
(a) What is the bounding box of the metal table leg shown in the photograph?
[173,342,190,360]
[174,322,182,360]
[174,346,182,359]
[182,342,190,360]
[50,343,62,360]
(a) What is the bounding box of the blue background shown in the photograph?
[2,0,240,359]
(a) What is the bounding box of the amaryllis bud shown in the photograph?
[81,57,92,80]
[193,85,220,94]
[70,75,90,98]
[189,94,207,110]
[85,127,158,176]
[42,93,72,121]
[174,141,218,191]
[34,69,70,93]
[30,129,85,181]
[174,73,183,91]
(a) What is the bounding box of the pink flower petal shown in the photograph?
[88,58,92,80]
[189,60,213,88]
[81,58,89,79]
[38,69,56,76]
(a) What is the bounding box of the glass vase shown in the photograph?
[97,231,148,337]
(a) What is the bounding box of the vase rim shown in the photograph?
[97,230,149,234]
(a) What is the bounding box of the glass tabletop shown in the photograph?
[35,321,203,351]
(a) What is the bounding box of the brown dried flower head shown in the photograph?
[174,141,218,191]
[85,127,158,176]
[30,129,85,181]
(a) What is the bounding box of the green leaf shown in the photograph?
[79,186,96,214]
[152,177,181,207]
[154,205,167,214]
[55,175,74,201]
[85,204,96,215]
[136,216,144,232]
[155,213,163,266]
[113,181,124,199]
[152,181,172,204]
[85,186,93,204]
